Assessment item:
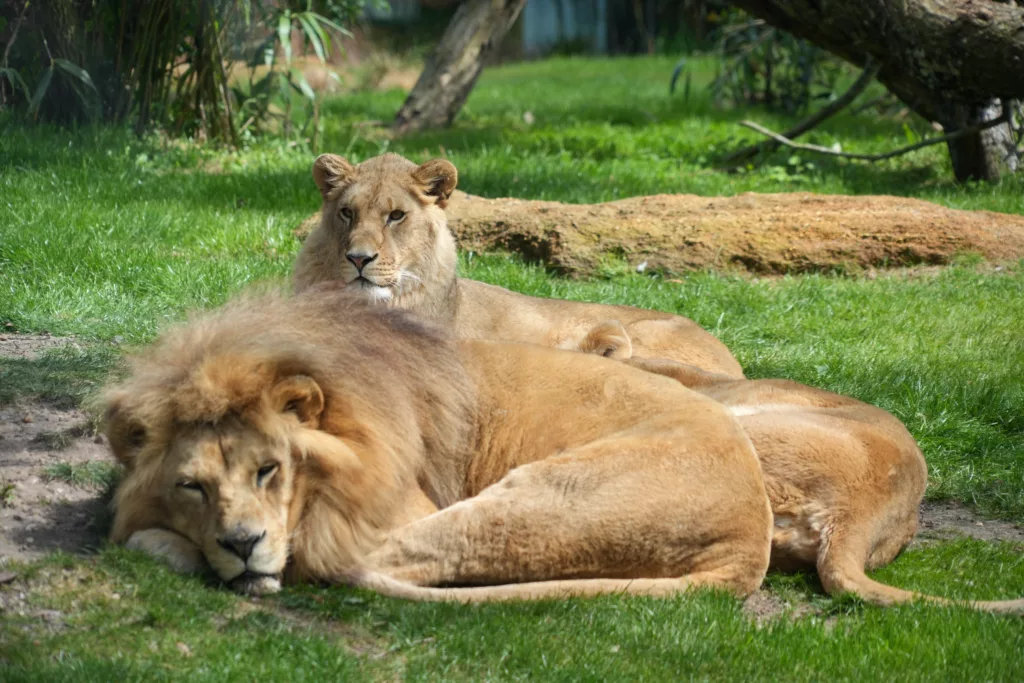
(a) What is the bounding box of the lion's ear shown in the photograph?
[272,375,325,428]
[312,154,355,201]
[413,159,458,208]
[104,392,147,467]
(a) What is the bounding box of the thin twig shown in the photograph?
[0,1,29,108]
[2,0,29,68]
[736,113,1011,163]
[722,59,881,166]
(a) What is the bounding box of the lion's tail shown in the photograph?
[818,529,1024,614]
[352,572,721,604]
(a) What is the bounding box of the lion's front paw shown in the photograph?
[126,529,207,574]
[230,574,282,596]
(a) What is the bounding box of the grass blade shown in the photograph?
[28,67,54,117]
[277,12,293,64]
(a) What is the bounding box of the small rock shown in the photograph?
[111,592,121,601]
[636,261,648,273]
[0,571,17,584]
[112,335,125,345]
[93,434,105,444]
[22,415,33,424]
[976,522,984,527]
[24,537,34,544]
[176,642,192,657]
[12,515,22,521]
[523,111,535,125]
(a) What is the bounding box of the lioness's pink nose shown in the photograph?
[346,252,378,272]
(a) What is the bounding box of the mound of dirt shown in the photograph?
[296,191,1024,276]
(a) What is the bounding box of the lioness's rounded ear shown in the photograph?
[413,159,458,208]
[579,321,633,359]
[312,154,355,201]
[272,375,325,428]
[104,392,147,467]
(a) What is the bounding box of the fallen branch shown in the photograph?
[722,59,881,166]
[736,112,1010,163]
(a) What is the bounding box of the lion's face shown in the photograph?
[158,417,294,591]
[108,368,332,595]
[300,153,458,305]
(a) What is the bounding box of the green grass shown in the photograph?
[0,345,119,409]
[43,461,121,489]
[2,55,1024,680]
[2,542,1024,682]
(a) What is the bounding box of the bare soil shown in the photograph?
[0,400,113,567]
[0,333,77,360]
[297,191,1024,276]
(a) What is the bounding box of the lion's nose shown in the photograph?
[217,530,265,561]
[346,251,378,272]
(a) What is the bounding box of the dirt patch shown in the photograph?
[297,191,1024,276]
[0,401,116,568]
[911,501,1024,547]
[0,333,78,361]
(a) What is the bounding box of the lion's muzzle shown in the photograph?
[217,529,266,562]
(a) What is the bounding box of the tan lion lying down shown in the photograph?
[293,152,744,378]
[106,290,1024,612]
[106,288,772,601]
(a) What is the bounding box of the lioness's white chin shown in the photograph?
[349,278,394,304]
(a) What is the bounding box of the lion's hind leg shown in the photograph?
[366,420,772,602]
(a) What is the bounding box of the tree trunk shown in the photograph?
[393,0,527,135]
[938,99,1019,182]
[731,0,1024,180]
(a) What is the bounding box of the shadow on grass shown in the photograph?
[0,345,121,409]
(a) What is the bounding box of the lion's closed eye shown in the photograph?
[257,463,279,487]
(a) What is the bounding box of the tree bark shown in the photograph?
[393,0,527,135]
[730,0,1024,181]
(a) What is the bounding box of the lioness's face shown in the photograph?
[308,153,458,304]
[161,418,294,592]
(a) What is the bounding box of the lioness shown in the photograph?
[292,152,744,378]
[566,321,1024,612]
[105,288,773,601]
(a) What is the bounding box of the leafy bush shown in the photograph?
[0,0,363,144]
[694,9,850,115]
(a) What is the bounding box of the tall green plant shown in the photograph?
[233,1,351,147]
[685,9,849,116]
[0,0,362,144]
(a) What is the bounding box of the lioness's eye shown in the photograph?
[388,209,405,222]
[257,463,279,486]
[339,207,354,220]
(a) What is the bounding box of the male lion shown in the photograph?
[292,152,744,378]
[105,288,773,600]
[568,322,1024,612]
